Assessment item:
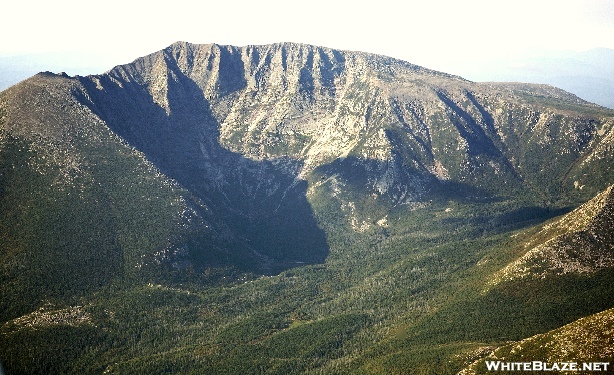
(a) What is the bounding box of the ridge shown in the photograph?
[491,185,614,284]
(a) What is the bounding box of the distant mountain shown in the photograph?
[1,42,613,374]
[459,48,614,109]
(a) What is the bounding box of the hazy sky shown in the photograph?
[2,0,614,79]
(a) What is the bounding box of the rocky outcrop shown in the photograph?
[489,185,614,285]
[79,42,614,206]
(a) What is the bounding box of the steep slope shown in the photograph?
[1,42,614,374]
[70,41,614,271]
[0,72,258,320]
[80,42,614,210]
[491,184,614,284]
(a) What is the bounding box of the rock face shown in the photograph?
[2,41,614,277]
[80,42,614,205]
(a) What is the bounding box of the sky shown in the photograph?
[2,0,614,87]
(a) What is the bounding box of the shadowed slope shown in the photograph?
[79,46,329,272]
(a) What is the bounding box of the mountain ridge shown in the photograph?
[79,42,614,198]
[491,184,614,285]
[1,41,614,374]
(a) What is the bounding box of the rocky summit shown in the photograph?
[1,42,613,374]
[80,42,614,203]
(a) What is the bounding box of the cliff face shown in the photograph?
[80,42,614,206]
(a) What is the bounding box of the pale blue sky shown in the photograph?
[2,0,614,84]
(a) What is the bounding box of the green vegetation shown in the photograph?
[5,178,608,374]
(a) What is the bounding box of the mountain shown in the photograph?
[457,48,614,109]
[1,42,613,374]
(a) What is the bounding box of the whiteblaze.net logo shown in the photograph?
[485,361,611,372]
